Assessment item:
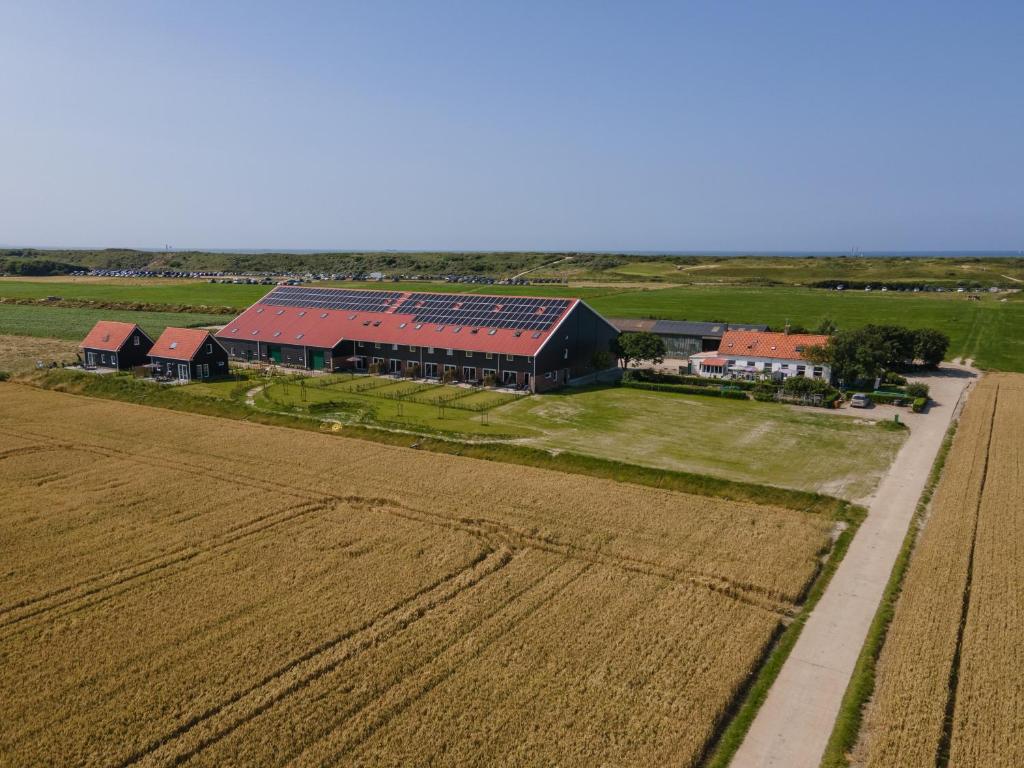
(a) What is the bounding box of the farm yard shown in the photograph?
[854,373,1024,767]
[0,384,840,767]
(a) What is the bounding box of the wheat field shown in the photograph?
[0,383,834,767]
[856,373,1024,767]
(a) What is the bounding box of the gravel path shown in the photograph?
[730,363,977,768]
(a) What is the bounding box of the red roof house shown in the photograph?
[699,330,831,380]
[148,328,229,382]
[79,321,153,370]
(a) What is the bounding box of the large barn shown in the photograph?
[216,286,619,391]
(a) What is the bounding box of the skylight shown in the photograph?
[488,329,497,335]
[399,322,407,328]
[275,309,285,315]
[169,341,178,349]
[453,326,462,333]
[230,327,239,334]
[251,330,259,335]
[298,311,306,317]
[348,314,356,320]
[320,312,329,318]
[531,332,542,339]
[296,333,304,339]
[415,323,423,329]
[273,331,282,337]
[256,308,264,313]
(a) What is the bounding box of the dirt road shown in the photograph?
[730,363,976,768]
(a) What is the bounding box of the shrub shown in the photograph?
[905,382,929,399]
[912,397,928,413]
[883,371,908,386]
[620,381,749,399]
[752,382,780,402]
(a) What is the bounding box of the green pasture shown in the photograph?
[0,304,226,341]
[587,286,1024,372]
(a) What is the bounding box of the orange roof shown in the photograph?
[149,328,216,361]
[717,330,829,361]
[79,321,140,352]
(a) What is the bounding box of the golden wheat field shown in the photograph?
[856,373,1024,768]
[0,383,834,768]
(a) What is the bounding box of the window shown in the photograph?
[391,344,398,351]
[506,354,514,361]
[465,351,473,358]
[427,346,434,354]
[358,341,365,348]
[563,349,569,360]
[230,347,235,355]
[202,364,210,378]
[545,371,555,380]
[206,343,213,353]
[133,336,140,346]
[485,352,493,360]
[813,366,824,378]
[374,343,381,349]
[528,356,534,363]
[483,368,495,379]
[446,348,454,356]
[409,346,417,352]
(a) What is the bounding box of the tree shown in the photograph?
[914,328,949,367]
[816,317,838,335]
[614,332,666,369]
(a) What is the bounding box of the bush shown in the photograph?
[912,397,928,413]
[623,368,757,390]
[752,382,779,402]
[621,381,749,399]
[905,382,929,399]
[867,391,910,406]
[883,371,908,386]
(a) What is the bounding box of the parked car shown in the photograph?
[850,393,871,408]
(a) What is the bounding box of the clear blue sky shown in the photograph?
[1,1,1021,251]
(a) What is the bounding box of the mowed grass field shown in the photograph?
[855,373,1024,767]
[492,387,905,500]
[0,384,836,767]
[222,374,903,499]
[0,303,226,341]
[3,277,1021,371]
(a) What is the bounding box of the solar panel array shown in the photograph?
[258,286,573,332]
[403,293,571,331]
[258,286,403,313]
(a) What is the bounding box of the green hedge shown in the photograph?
[912,397,928,413]
[624,369,757,390]
[621,381,750,399]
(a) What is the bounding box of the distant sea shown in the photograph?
[5,246,1022,258]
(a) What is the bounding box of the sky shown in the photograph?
[1,1,1022,252]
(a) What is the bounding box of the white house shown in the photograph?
[693,330,831,380]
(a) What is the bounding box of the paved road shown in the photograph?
[730,364,976,768]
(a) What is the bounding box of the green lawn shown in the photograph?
[0,278,269,308]
[230,373,906,499]
[490,386,905,500]
[252,374,532,438]
[0,304,227,341]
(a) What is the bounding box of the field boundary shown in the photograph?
[818,420,959,768]
[698,505,862,768]
[10,369,855,518]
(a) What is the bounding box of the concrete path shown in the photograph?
[731,363,976,768]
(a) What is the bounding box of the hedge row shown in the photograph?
[621,381,750,399]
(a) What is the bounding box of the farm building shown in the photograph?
[216,286,619,391]
[692,330,831,380]
[79,320,153,370]
[148,328,229,382]
[609,318,768,357]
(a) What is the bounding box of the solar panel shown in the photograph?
[258,287,571,332]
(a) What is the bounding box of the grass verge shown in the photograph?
[698,503,864,768]
[11,368,853,518]
[817,420,960,768]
